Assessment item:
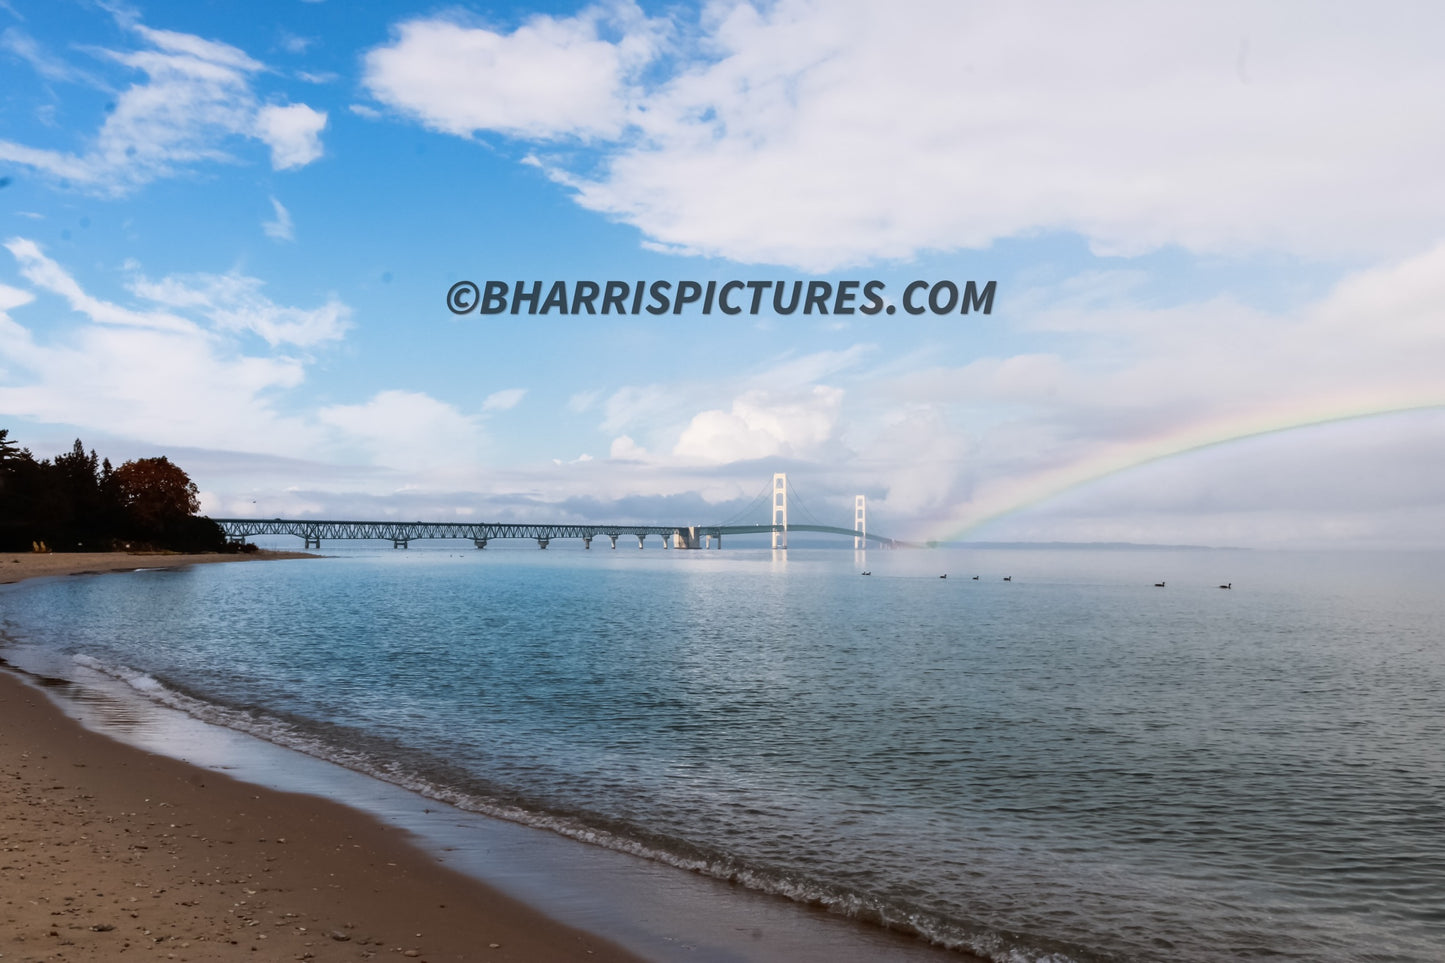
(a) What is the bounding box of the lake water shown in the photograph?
[2,543,1442,962]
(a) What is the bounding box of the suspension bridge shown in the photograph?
[213,473,897,550]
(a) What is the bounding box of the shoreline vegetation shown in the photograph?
[1,552,645,962]
[0,429,235,555]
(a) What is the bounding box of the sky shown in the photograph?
[2,0,1444,549]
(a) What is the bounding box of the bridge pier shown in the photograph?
[608,534,618,549]
[392,538,409,549]
[637,534,646,549]
[473,538,488,549]
[304,535,321,549]
[583,536,592,549]
[537,537,550,550]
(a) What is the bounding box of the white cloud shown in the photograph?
[1,27,105,86]
[372,0,1445,269]
[126,270,350,348]
[7,238,196,333]
[0,19,326,192]
[481,387,526,412]
[363,2,664,140]
[673,384,844,463]
[255,103,326,169]
[0,282,34,312]
[262,196,294,241]
[0,243,317,455]
[318,390,483,470]
[608,435,651,461]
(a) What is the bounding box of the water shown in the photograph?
[2,544,1443,962]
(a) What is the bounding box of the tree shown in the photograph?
[0,428,16,504]
[0,431,222,552]
[112,456,202,530]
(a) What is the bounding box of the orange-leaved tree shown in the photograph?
[112,456,201,532]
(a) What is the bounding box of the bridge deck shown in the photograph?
[210,519,896,547]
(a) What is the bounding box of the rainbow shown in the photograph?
[911,394,1445,544]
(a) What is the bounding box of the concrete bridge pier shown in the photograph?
[583,536,592,549]
[608,534,618,549]
[537,537,550,550]
[637,534,646,549]
[473,538,488,549]
[304,535,321,549]
[392,538,409,549]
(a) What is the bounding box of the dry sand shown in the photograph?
[0,550,316,585]
[0,553,644,962]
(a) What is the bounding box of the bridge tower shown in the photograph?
[854,495,866,549]
[772,472,788,550]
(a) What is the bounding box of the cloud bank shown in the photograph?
[362,0,1445,270]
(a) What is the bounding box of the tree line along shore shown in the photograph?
[0,427,232,554]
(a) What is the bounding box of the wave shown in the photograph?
[66,650,1087,963]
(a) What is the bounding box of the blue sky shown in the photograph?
[3,0,1444,548]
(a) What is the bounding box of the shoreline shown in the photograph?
[0,549,319,585]
[0,553,982,963]
[1,551,644,962]
[0,670,646,963]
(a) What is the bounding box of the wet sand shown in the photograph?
[0,553,643,962]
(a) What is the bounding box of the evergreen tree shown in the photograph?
[0,428,223,552]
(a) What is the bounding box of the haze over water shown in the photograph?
[3,544,1443,962]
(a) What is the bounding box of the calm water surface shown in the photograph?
[2,545,1442,962]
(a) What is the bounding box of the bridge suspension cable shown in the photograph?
[781,475,829,527]
[715,478,775,527]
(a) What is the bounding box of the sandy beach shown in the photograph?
[0,553,643,962]
[0,550,317,585]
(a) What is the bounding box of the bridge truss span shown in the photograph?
[212,476,898,550]
[211,519,898,550]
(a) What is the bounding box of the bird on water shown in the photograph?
[1219,583,1232,589]
[1154,581,1166,587]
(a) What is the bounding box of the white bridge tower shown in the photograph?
[772,472,788,550]
[854,495,866,549]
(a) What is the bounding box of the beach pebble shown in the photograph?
[329,930,351,941]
